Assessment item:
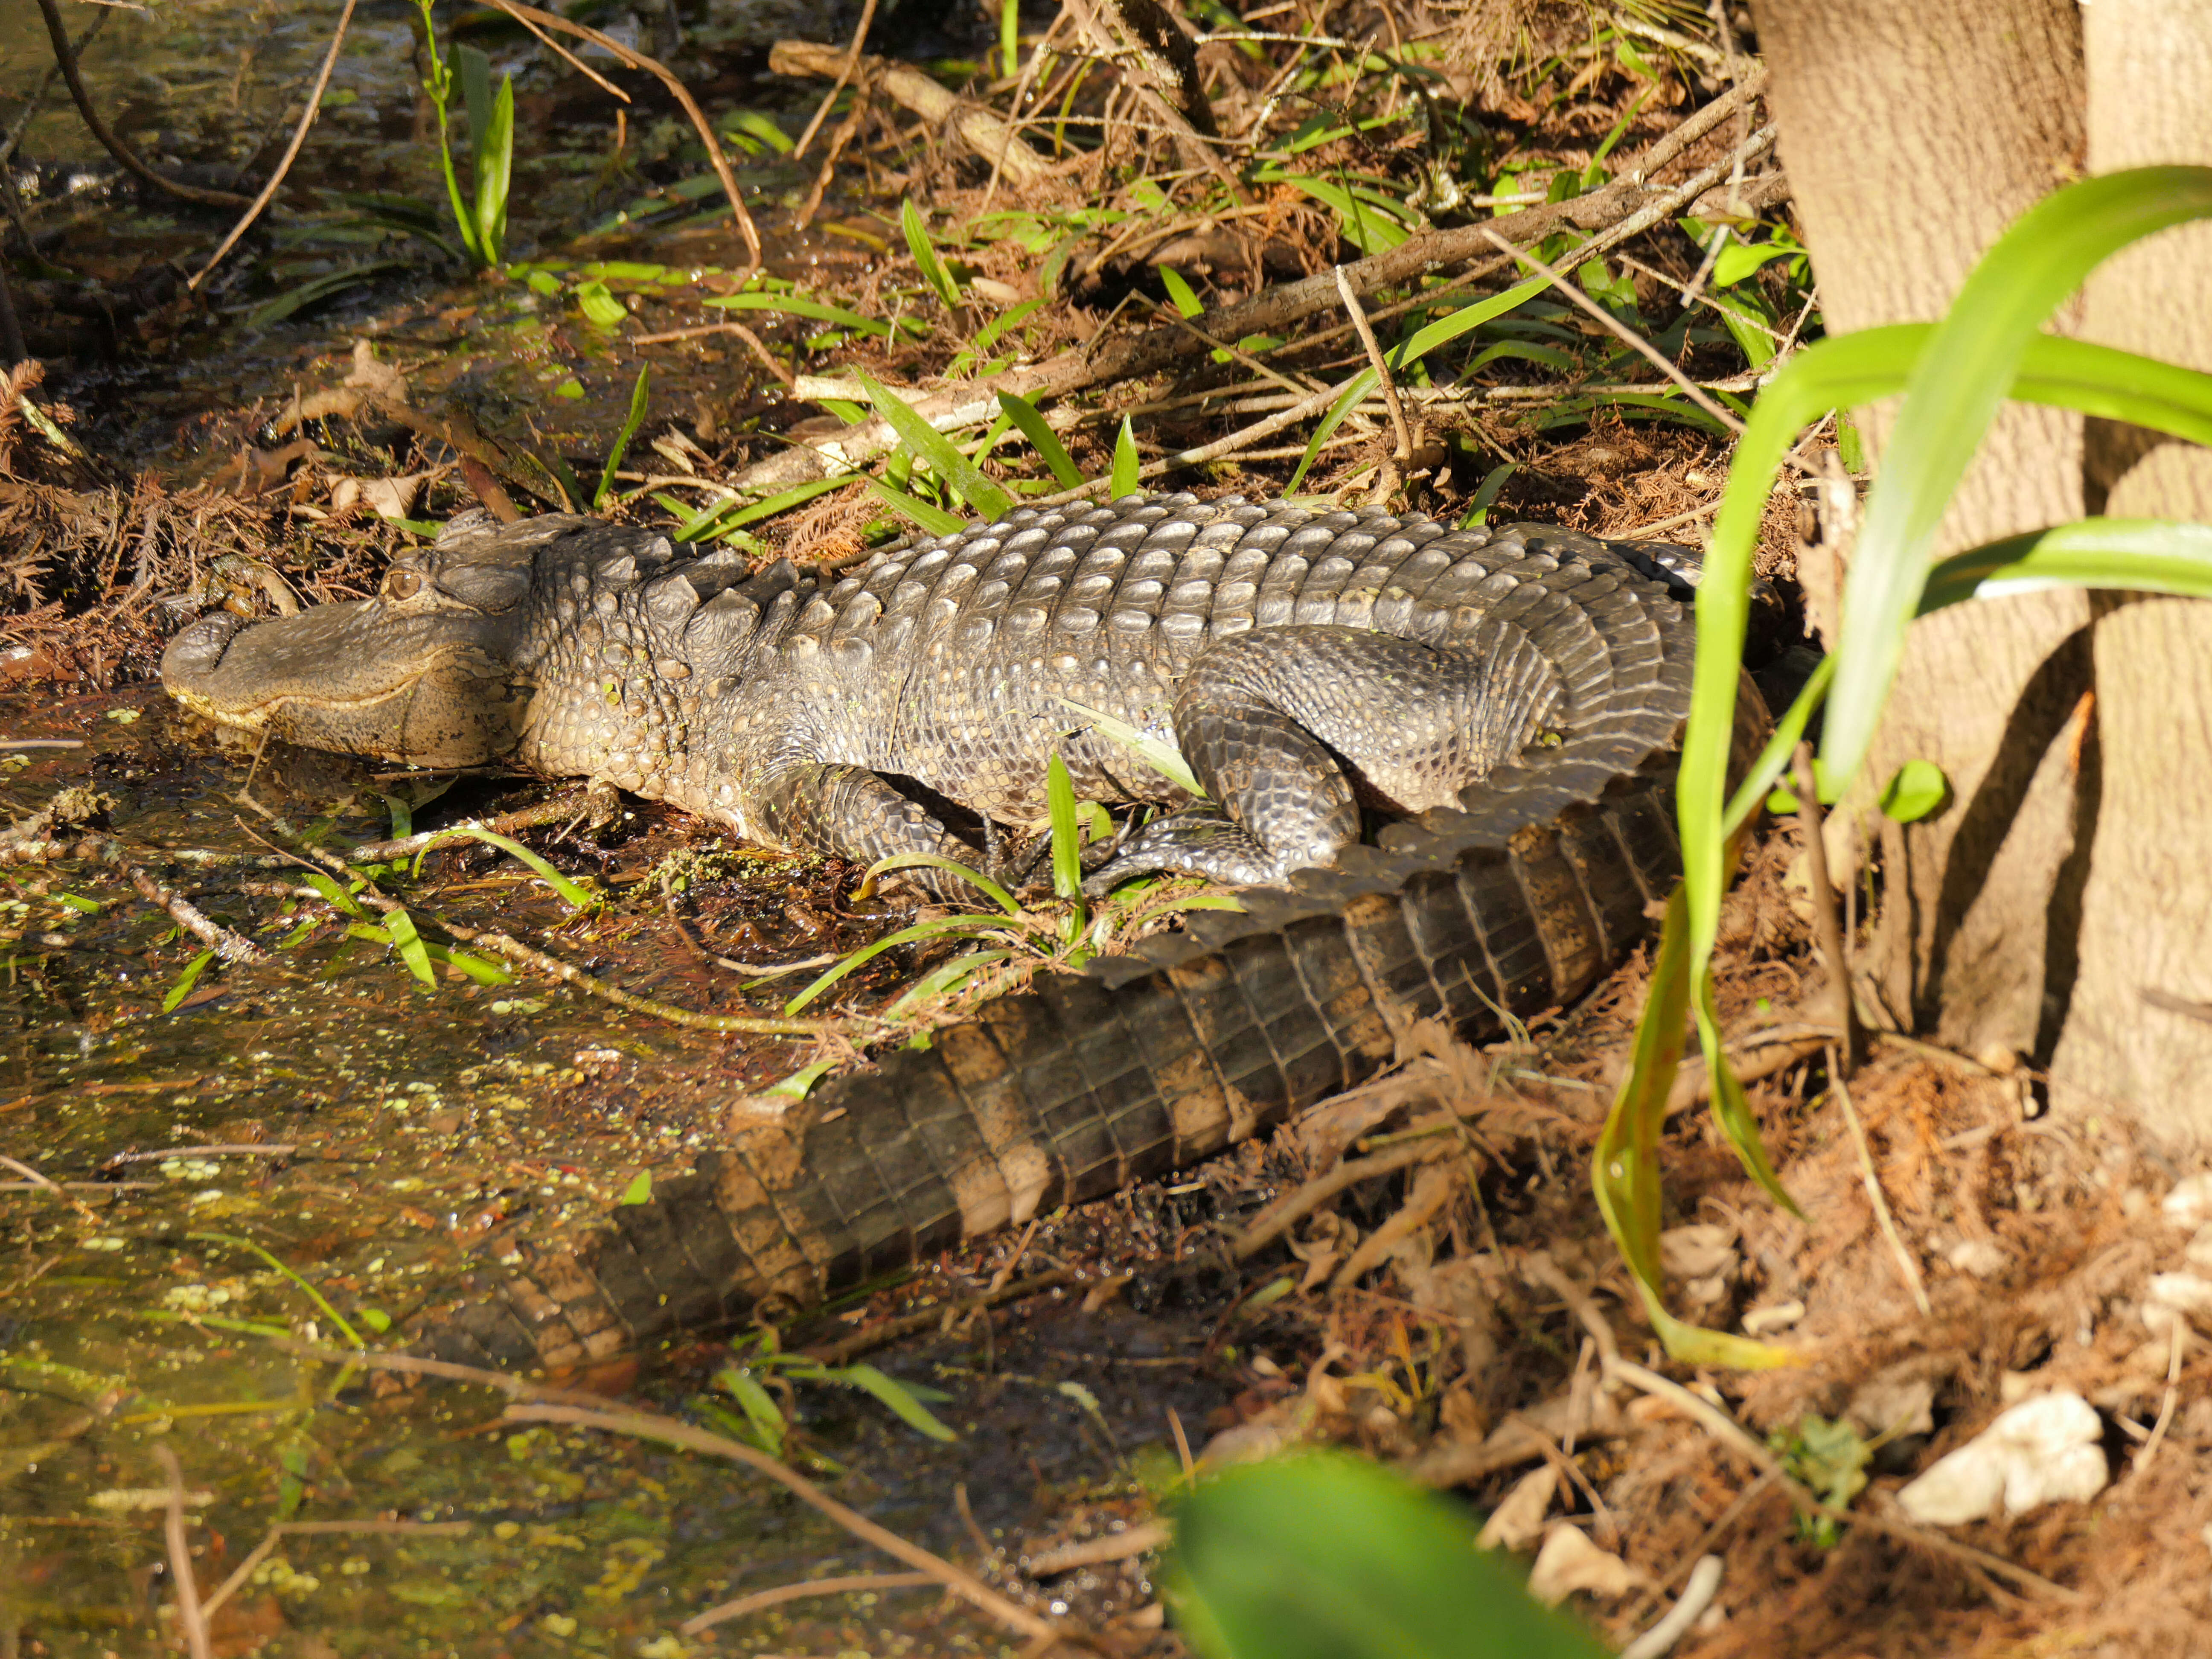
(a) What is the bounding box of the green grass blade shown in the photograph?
[995,391,1084,488]
[596,364,652,509]
[1052,697,1202,795]
[900,198,964,310]
[161,948,218,1013]
[856,370,1013,519]
[856,852,1023,916]
[865,476,966,536]
[1722,656,1834,838]
[1045,752,1082,901]
[1111,416,1140,497]
[457,44,493,165]
[881,946,1016,1017]
[1824,165,2212,786]
[1160,267,1204,317]
[413,824,599,909]
[830,1362,960,1441]
[783,914,1015,1014]
[703,291,896,337]
[301,870,372,922]
[475,73,513,264]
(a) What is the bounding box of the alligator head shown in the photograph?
[160,515,586,767]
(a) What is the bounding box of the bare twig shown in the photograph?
[794,0,882,157]
[505,1403,1067,1642]
[682,1571,936,1636]
[0,1155,105,1224]
[1620,1556,1725,1659]
[1477,227,1745,434]
[188,0,360,289]
[478,0,760,265]
[1021,1521,1170,1575]
[2125,1318,2186,1487]
[1830,1051,1931,1316]
[1333,264,1413,463]
[629,320,796,386]
[1232,1140,1437,1260]
[154,1444,212,1659]
[1792,744,1860,1070]
[772,39,1055,191]
[32,0,251,209]
[125,862,268,964]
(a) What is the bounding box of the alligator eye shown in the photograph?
[385,570,422,600]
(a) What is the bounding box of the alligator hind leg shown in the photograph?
[1086,623,1563,890]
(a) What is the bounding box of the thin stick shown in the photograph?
[1829,1052,1932,1316]
[0,1155,105,1224]
[795,0,882,157]
[477,0,760,265]
[502,6,629,101]
[188,0,359,289]
[682,1571,936,1635]
[629,320,796,385]
[102,1144,298,1164]
[2125,1318,2186,1487]
[0,739,85,748]
[1231,1140,1437,1260]
[32,0,251,210]
[1477,227,1744,435]
[504,1403,1065,1642]
[154,1445,212,1659]
[1333,264,1413,463]
[1021,1521,1170,1576]
[1619,1555,1724,1659]
[1792,743,1860,1070]
[125,862,268,963]
[980,8,1068,212]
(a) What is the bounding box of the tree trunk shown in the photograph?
[2052,0,2212,1129]
[1753,0,2212,1136]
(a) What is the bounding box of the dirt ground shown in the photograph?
[6,1,2211,1653]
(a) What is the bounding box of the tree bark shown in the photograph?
[2052,0,2212,1129]
[1757,0,2091,1063]
[1755,0,2212,1138]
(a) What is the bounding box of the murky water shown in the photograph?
[2,4,1227,1652]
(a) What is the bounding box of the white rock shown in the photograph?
[1846,1374,1935,1439]
[1946,1238,2010,1279]
[1897,1392,2107,1526]
[2145,1271,2212,1334]
[2163,1174,2212,1229]
[1661,1223,1736,1280]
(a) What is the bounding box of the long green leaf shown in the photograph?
[703,291,897,337]
[829,1362,959,1441]
[901,199,963,309]
[856,852,1022,916]
[1045,752,1082,902]
[1111,416,1140,497]
[382,905,438,987]
[856,371,1013,519]
[475,72,514,264]
[1824,165,2212,783]
[161,948,218,1013]
[1288,277,1548,491]
[413,825,600,910]
[1918,517,2212,611]
[1052,697,1202,795]
[1167,1453,1608,1659]
[597,364,652,509]
[866,476,966,536]
[995,391,1084,489]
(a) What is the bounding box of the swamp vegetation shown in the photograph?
[2,0,2210,1655]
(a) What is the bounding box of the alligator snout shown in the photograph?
[159,611,250,690]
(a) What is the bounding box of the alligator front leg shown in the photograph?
[750,761,1000,895]
[1088,623,1562,889]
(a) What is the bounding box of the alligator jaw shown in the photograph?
[160,600,530,768]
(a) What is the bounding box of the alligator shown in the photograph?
[162,493,1744,1371]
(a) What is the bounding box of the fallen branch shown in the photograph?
[728,88,1775,493]
[771,38,1056,190]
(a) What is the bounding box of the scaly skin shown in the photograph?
[161,493,1732,1370]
